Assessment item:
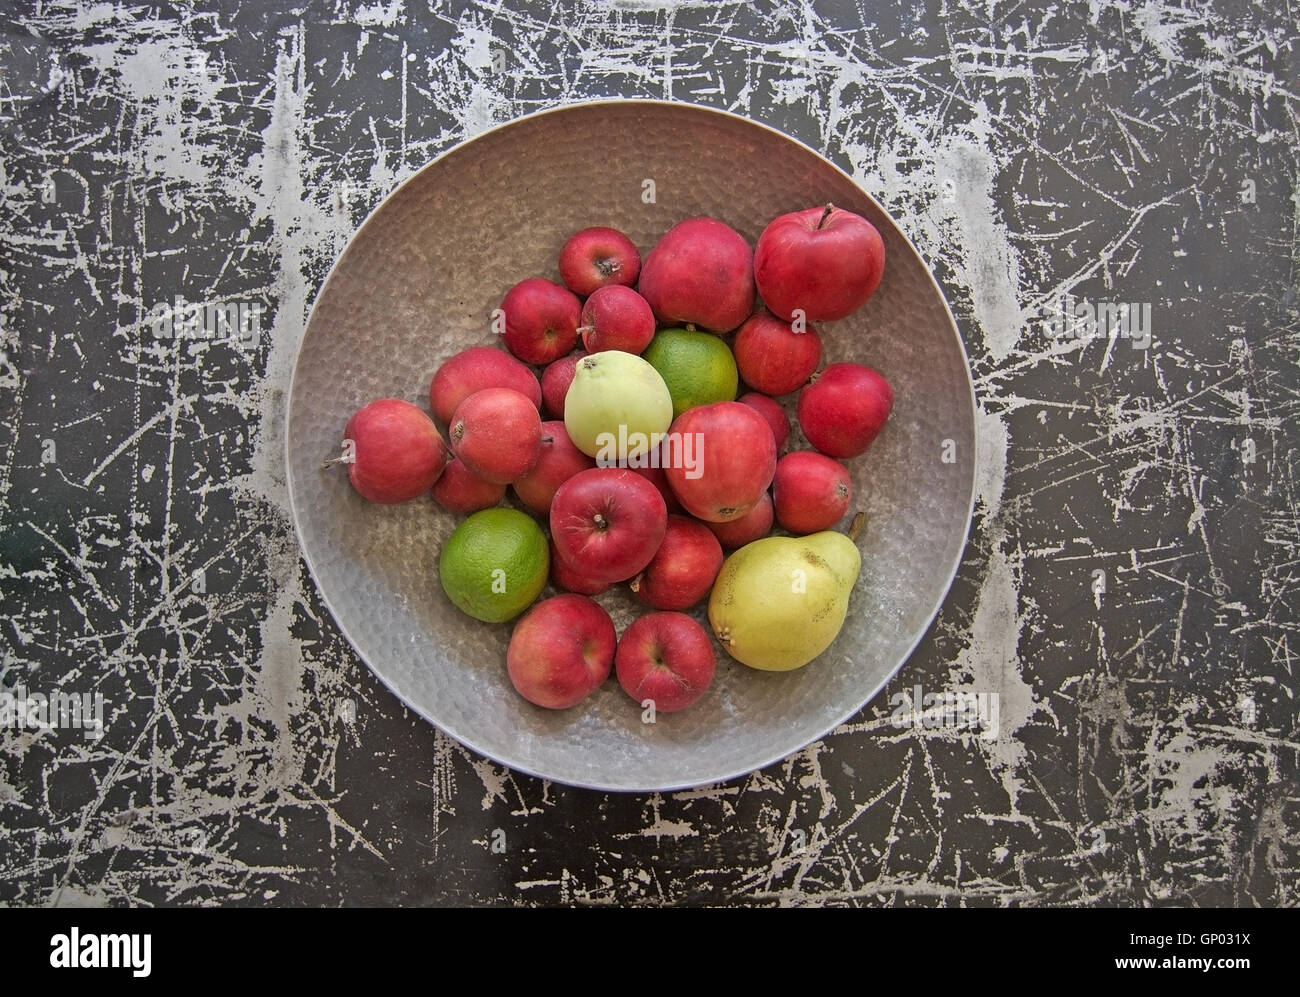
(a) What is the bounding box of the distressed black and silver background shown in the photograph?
[1,0,1297,906]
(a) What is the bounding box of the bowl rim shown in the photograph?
[284,97,979,793]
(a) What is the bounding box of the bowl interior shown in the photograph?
[286,101,975,792]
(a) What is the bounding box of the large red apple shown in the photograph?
[629,515,723,611]
[500,277,581,365]
[512,421,596,516]
[507,594,616,709]
[637,217,755,334]
[797,363,893,458]
[663,401,776,523]
[615,612,715,713]
[430,346,541,425]
[448,387,542,484]
[550,467,667,585]
[754,204,885,322]
[330,398,446,503]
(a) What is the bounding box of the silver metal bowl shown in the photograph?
[286,100,976,792]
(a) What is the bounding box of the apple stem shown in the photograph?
[817,203,835,230]
[576,325,594,337]
[846,511,865,542]
[321,453,349,469]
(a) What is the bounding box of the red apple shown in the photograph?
[548,537,609,596]
[797,363,893,458]
[737,392,789,452]
[328,398,446,503]
[579,285,655,354]
[430,346,541,425]
[615,612,715,713]
[754,203,885,322]
[507,594,616,709]
[512,421,597,516]
[558,226,641,297]
[706,492,773,549]
[550,467,667,585]
[629,515,724,610]
[664,401,776,523]
[449,387,542,484]
[637,217,755,334]
[773,451,851,534]
[540,353,581,419]
[733,312,821,396]
[500,277,581,365]
[432,456,505,513]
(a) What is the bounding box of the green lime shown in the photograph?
[643,327,739,419]
[439,508,549,623]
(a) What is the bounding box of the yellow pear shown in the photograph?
[707,515,863,671]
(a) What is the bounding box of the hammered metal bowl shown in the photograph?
[286,100,976,792]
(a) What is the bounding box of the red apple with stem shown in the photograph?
[550,467,667,585]
[430,346,541,425]
[733,312,821,396]
[754,203,885,322]
[500,277,581,365]
[325,398,446,503]
[664,401,776,523]
[772,451,851,534]
[629,515,724,611]
[615,612,715,714]
[637,217,755,334]
[578,285,655,354]
[432,456,505,513]
[449,387,542,484]
[558,226,641,297]
[507,594,616,709]
[797,363,894,458]
[737,392,790,452]
[512,421,597,516]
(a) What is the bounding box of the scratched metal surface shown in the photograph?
[1,0,1297,907]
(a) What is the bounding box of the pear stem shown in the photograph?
[846,511,865,542]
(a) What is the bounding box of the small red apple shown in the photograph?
[706,491,773,549]
[512,421,596,516]
[664,401,776,523]
[507,594,616,709]
[558,226,641,297]
[754,203,885,322]
[431,456,505,513]
[579,285,655,354]
[449,387,542,484]
[500,277,581,365]
[797,363,893,458]
[629,515,724,610]
[430,346,541,425]
[540,353,581,419]
[637,217,755,334]
[615,612,715,714]
[733,312,821,396]
[550,467,667,585]
[772,451,851,534]
[737,392,790,452]
[328,398,446,503]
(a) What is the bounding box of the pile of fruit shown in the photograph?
[328,206,894,716]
